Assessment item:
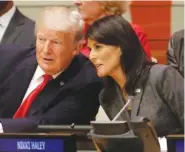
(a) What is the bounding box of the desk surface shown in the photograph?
[166,134,184,138]
[0,133,74,136]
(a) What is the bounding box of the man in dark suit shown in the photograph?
[0,1,35,47]
[0,6,102,133]
[167,29,184,77]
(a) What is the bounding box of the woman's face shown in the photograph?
[74,0,106,25]
[88,39,122,77]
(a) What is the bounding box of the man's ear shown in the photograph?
[117,47,122,56]
[72,49,78,56]
[72,40,84,56]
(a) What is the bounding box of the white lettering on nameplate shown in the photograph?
[17,141,45,150]
[17,141,31,150]
[31,141,45,150]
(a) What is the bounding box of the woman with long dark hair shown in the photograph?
[86,15,184,137]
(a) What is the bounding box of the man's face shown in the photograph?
[36,26,78,75]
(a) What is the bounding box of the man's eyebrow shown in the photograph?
[52,38,62,41]
[93,42,102,46]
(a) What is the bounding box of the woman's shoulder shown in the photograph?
[150,64,169,74]
[148,64,182,84]
[150,64,177,75]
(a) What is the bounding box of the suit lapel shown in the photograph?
[100,85,129,121]
[1,9,24,44]
[100,86,144,121]
[27,79,64,116]
[27,56,81,116]
[131,65,152,119]
[16,63,37,103]
[131,88,143,119]
[7,56,37,116]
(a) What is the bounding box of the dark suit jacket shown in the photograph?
[167,29,184,77]
[99,64,184,137]
[0,45,102,132]
[0,8,35,47]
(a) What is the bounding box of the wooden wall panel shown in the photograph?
[130,1,172,64]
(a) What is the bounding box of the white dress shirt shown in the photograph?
[0,5,16,42]
[0,66,62,133]
[22,66,62,103]
[22,66,45,102]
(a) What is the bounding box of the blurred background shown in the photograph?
[14,0,184,64]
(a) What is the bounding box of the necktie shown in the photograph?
[13,74,52,118]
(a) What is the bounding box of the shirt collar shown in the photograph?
[33,66,63,81]
[52,71,63,79]
[0,5,16,28]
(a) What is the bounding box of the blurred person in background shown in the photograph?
[0,1,35,47]
[75,0,152,60]
[167,29,184,77]
[86,15,184,137]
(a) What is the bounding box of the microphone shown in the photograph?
[112,87,142,131]
[112,94,134,131]
[112,97,133,122]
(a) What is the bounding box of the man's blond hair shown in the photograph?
[35,6,84,42]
